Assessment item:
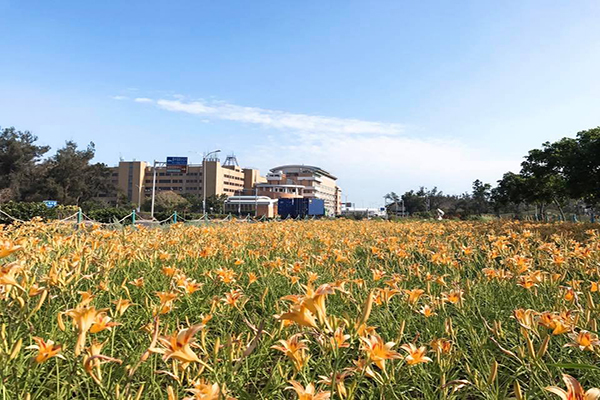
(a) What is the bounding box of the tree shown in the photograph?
[42,141,113,205]
[384,192,400,204]
[401,190,426,214]
[470,180,492,215]
[556,128,600,207]
[521,142,571,220]
[206,194,228,214]
[153,191,189,212]
[0,126,50,201]
[492,172,527,216]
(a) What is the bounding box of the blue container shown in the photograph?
[308,199,325,216]
[278,198,295,218]
[293,198,308,217]
[279,198,325,218]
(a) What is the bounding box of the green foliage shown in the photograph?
[205,194,228,214]
[0,201,78,224]
[0,126,50,201]
[492,127,600,218]
[391,127,600,220]
[3,220,600,398]
[85,207,133,224]
[0,126,114,206]
[41,141,113,205]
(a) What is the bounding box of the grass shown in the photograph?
[0,219,599,399]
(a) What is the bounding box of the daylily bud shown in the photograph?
[57,312,66,331]
[9,338,22,360]
[514,381,523,400]
[538,335,550,359]
[487,360,498,385]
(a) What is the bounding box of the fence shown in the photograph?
[0,207,320,227]
[499,213,596,223]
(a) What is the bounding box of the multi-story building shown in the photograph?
[107,158,266,208]
[258,165,342,215]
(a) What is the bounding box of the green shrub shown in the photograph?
[0,202,78,224]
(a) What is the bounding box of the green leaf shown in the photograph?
[548,363,600,371]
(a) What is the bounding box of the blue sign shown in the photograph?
[166,156,188,166]
[43,200,58,208]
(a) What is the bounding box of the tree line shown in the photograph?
[385,126,599,220]
[0,125,229,218]
[0,126,113,206]
[2,124,598,221]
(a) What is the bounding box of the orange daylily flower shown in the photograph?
[277,304,318,328]
[129,277,144,287]
[155,324,204,365]
[286,381,331,400]
[27,337,64,363]
[156,291,178,314]
[113,298,134,316]
[419,304,436,318]
[430,338,452,354]
[405,288,425,305]
[184,380,220,400]
[546,374,600,400]
[64,306,102,356]
[566,330,600,351]
[442,289,463,305]
[360,334,402,371]
[331,326,351,349]
[83,340,122,385]
[401,343,432,365]
[271,333,310,371]
[0,241,22,258]
[89,311,120,333]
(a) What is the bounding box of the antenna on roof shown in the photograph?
[223,153,239,167]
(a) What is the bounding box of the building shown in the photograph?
[223,195,279,218]
[259,165,342,215]
[341,207,387,218]
[385,200,407,217]
[107,158,266,208]
[254,170,305,199]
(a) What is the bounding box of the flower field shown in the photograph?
[1,219,600,399]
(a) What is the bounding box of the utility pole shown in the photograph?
[150,160,158,219]
[383,195,388,219]
[134,184,142,213]
[202,149,221,216]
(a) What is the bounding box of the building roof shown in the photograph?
[256,183,305,188]
[269,165,337,180]
[225,196,278,205]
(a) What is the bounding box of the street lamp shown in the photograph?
[134,184,143,212]
[150,160,163,220]
[202,149,221,215]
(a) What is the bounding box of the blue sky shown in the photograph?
[1,1,599,207]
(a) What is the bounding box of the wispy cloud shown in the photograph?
[123,94,518,201]
[151,98,404,136]
[243,130,519,200]
[112,95,128,100]
[134,97,153,103]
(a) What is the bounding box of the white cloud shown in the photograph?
[112,95,128,100]
[155,99,404,136]
[242,130,520,203]
[134,97,153,103]
[129,95,520,203]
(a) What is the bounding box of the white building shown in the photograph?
[266,165,342,215]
